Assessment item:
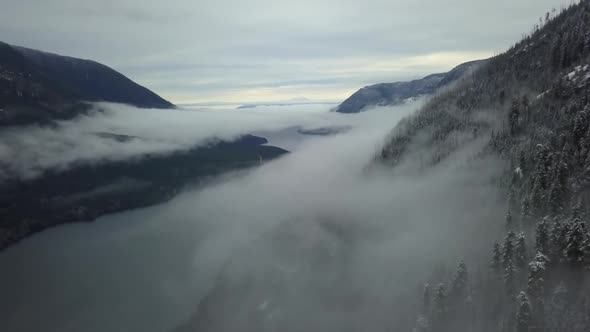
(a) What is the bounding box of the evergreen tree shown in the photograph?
[536,219,550,255]
[571,199,584,221]
[522,95,531,123]
[530,181,545,216]
[573,109,589,149]
[491,242,502,275]
[548,154,568,214]
[521,197,532,226]
[510,98,521,135]
[527,252,549,322]
[519,150,528,175]
[515,233,528,271]
[579,129,590,164]
[550,221,567,264]
[548,182,564,214]
[432,284,448,329]
[516,292,532,332]
[503,231,516,269]
[504,258,516,298]
[531,145,550,214]
[423,283,431,314]
[412,315,431,332]
[565,219,588,267]
[450,261,469,302]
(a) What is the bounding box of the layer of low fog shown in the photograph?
[0,102,344,180]
[0,100,506,332]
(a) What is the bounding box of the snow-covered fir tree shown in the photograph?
[504,257,516,298]
[527,252,549,325]
[450,261,469,302]
[502,231,516,270]
[431,283,448,330]
[565,219,588,267]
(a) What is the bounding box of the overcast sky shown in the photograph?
[0,0,573,104]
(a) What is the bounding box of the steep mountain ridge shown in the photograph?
[14,46,173,108]
[378,2,590,331]
[335,59,486,113]
[0,42,173,125]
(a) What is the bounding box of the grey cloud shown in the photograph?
[0,0,572,103]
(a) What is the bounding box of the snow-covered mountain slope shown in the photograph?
[335,60,486,113]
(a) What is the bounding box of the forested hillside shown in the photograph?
[378,2,590,331]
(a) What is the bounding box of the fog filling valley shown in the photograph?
[0,103,343,180]
[0,101,507,332]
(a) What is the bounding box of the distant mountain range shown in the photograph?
[0,41,173,125]
[335,59,487,113]
[237,101,336,109]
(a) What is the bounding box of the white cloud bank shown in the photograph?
[0,101,421,180]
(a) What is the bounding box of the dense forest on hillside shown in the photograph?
[379,2,590,331]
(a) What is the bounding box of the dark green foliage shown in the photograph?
[491,241,503,275]
[432,284,448,328]
[521,197,532,226]
[509,98,521,135]
[450,261,469,301]
[519,150,528,176]
[515,233,528,271]
[504,257,516,298]
[550,221,567,263]
[503,231,516,270]
[527,252,548,305]
[565,219,589,266]
[516,292,532,332]
[536,219,550,255]
[412,316,431,332]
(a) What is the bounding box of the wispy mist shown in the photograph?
[0,102,347,180]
